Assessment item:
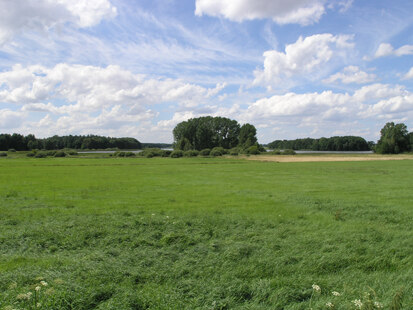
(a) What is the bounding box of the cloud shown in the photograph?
[239,83,412,125]
[253,33,354,87]
[0,64,225,110]
[362,95,413,117]
[0,0,117,45]
[323,66,376,84]
[374,43,413,58]
[0,63,227,140]
[195,0,325,26]
[403,67,413,80]
[0,109,24,129]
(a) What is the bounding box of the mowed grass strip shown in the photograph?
[0,157,412,309]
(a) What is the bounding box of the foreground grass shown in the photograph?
[0,157,412,309]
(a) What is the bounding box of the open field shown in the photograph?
[0,156,412,309]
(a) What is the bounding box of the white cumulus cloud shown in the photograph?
[0,63,226,140]
[0,0,117,45]
[195,0,325,25]
[240,83,412,125]
[253,33,354,87]
[403,67,413,80]
[374,43,413,58]
[0,64,225,111]
[0,109,25,129]
[323,66,376,84]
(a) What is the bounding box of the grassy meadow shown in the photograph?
[0,155,412,309]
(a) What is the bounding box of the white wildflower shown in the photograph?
[8,282,17,289]
[35,286,41,292]
[312,284,321,292]
[26,292,32,299]
[17,293,27,300]
[332,291,341,296]
[352,299,363,308]
[374,301,383,308]
[326,301,334,308]
[40,280,48,286]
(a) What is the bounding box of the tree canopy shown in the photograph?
[173,116,258,151]
[0,134,141,151]
[375,122,411,154]
[267,136,371,151]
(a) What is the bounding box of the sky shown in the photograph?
[0,0,412,143]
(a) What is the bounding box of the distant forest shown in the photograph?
[141,143,172,149]
[267,136,372,151]
[0,134,142,151]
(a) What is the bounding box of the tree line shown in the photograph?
[267,122,412,154]
[0,134,141,151]
[1,120,411,154]
[267,136,372,151]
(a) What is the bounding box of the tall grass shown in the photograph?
[0,157,412,309]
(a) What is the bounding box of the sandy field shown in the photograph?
[243,154,413,163]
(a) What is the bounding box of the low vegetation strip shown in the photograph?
[245,154,413,162]
[0,157,412,309]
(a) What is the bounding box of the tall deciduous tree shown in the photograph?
[375,122,409,154]
[238,123,257,148]
[173,116,247,150]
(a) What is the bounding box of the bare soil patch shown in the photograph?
[243,154,413,163]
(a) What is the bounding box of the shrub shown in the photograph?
[246,145,260,155]
[35,152,47,158]
[229,147,240,156]
[170,150,183,158]
[161,150,172,157]
[268,149,281,155]
[211,147,228,155]
[26,152,35,157]
[184,150,199,157]
[54,151,66,157]
[47,150,57,156]
[282,149,296,155]
[8,148,16,152]
[67,151,78,155]
[199,148,211,156]
[138,148,164,158]
[0,152,7,157]
[125,152,135,157]
[210,149,222,157]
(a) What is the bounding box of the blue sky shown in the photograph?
[0,0,412,143]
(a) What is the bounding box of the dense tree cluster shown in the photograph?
[173,116,258,151]
[375,122,412,154]
[0,134,141,151]
[267,136,371,151]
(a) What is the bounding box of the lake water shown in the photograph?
[78,148,174,154]
[78,150,142,154]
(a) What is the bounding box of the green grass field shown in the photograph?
[0,156,412,309]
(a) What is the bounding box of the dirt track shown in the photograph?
[243,154,413,163]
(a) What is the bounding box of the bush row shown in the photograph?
[108,147,296,158]
[25,150,78,158]
[0,148,296,159]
